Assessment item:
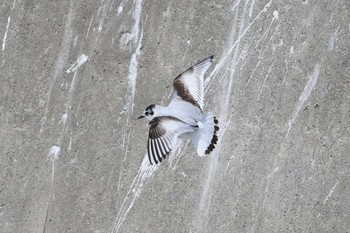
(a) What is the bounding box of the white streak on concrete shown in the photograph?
[286,63,320,137]
[63,54,88,134]
[290,46,294,55]
[123,0,143,113]
[124,29,143,112]
[245,22,280,88]
[2,17,11,51]
[1,0,15,51]
[66,54,89,73]
[68,136,73,151]
[258,60,275,98]
[323,181,338,204]
[328,27,339,51]
[195,0,256,231]
[205,0,272,89]
[273,10,279,19]
[11,0,16,9]
[86,16,94,39]
[118,11,143,183]
[249,0,256,17]
[40,2,75,133]
[267,165,279,178]
[118,0,143,214]
[167,140,183,168]
[167,140,190,171]
[283,46,294,82]
[59,113,68,126]
[73,36,78,47]
[251,157,279,233]
[110,155,158,233]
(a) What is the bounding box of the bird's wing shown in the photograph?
[148,116,195,165]
[171,56,213,111]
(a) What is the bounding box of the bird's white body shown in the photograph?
[138,56,219,164]
[147,98,202,126]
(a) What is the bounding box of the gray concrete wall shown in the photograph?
[1,0,349,232]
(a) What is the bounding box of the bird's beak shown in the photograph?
[137,115,145,119]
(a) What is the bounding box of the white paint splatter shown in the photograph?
[48,146,61,161]
[117,6,123,15]
[117,0,128,16]
[286,63,321,137]
[66,54,89,73]
[48,145,61,188]
[59,113,68,126]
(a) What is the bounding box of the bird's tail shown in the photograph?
[191,112,219,156]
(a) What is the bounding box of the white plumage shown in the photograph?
[138,56,219,165]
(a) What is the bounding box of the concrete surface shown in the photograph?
[0,0,349,232]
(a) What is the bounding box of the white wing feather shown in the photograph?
[171,56,213,110]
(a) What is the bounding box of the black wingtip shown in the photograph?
[204,116,220,155]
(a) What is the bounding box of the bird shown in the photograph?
[138,55,219,165]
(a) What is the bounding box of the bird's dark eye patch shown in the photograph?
[145,112,149,116]
[146,104,155,111]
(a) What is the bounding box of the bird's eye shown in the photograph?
[145,112,149,116]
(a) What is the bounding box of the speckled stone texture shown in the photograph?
[0,0,349,232]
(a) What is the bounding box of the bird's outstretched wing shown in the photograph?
[171,56,213,111]
[148,116,195,165]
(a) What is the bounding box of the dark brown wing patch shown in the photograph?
[173,70,201,109]
[149,118,166,139]
[147,117,179,164]
[147,116,195,165]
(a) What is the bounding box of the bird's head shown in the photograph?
[137,104,156,121]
